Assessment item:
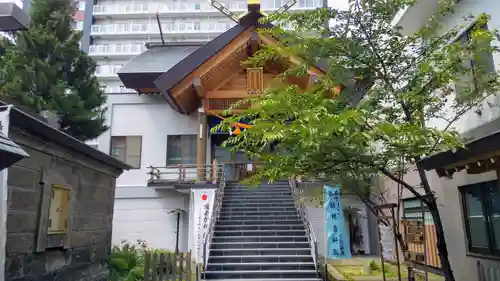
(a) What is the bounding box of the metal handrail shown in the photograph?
[289,178,321,277]
[201,171,226,278]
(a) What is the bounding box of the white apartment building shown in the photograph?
[88,0,326,253]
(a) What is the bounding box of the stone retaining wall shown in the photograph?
[4,113,128,281]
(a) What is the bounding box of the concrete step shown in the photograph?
[224,185,290,190]
[223,192,293,197]
[218,215,300,221]
[208,255,315,264]
[219,211,298,217]
[207,262,316,271]
[222,201,295,207]
[212,236,308,243]
[209,248,312,257]
[222,197,294,203]
[202,279,321,281]
[204,270,318,279]
[210,241,310,250]
[214,224,305,232]
[213,230,306,237]
[221,206,297,212]
[225,184,289,187]
[217,220,303,226]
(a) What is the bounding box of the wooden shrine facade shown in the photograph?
[116,0,370,182]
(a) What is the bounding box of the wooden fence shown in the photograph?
[144,251,200,281]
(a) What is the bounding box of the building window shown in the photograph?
[166,135,197,165]
[455,23,495,96]
[460,180,500,256]
[110,136,142,169]
[76,21,84,30]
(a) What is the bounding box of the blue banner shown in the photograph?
[324,184,351,259]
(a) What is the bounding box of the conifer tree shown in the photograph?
[0,0,107,141]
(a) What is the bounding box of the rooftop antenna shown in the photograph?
[208,0,299,23]
[156,12,165,45]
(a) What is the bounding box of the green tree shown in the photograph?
[214,1,500,280]
[0,0,108,141]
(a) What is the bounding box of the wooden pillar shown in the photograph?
[196,109,208,182]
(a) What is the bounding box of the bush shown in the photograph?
[369,260,379,271]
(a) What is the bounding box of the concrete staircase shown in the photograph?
[205,181,321,281]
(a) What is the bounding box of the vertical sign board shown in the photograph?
[0,105,12,281]
[324,184,351,259]
[379,222,395,260]
[192,189,215,263]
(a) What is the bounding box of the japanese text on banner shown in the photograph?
[324,184,351,259]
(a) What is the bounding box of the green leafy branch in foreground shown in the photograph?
[212,1,500,280]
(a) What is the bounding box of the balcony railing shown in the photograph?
[89,43,146,56]
[102,87,136,94]
[92,1,322,15]
[90,22,232,35]
[148,162,224,184]
[95,65,122,77]
[93,2,245,14]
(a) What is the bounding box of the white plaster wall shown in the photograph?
[102,94,199,187]
[427,169,499,281]
[397,0,500,134]
[112,190,190,251]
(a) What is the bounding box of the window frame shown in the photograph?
[110,135,143,169]
[454,22,495,94]
[166,134,197,166]
[459,180,500,257]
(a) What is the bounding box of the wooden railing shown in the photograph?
[144,251,200,281]
[148,161,224,184]
[206,98,250,111]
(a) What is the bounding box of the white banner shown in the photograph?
[192,189,215,263]
[0,105,12,281]
[379,223,395,260]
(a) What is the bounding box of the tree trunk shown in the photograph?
[427,196,456,281]
[412,160,456,281]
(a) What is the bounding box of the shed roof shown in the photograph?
[118,43,202,89]
[419,130,500,177]
[0,99,131,171]
[0,126,29,170]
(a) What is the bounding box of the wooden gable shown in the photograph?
[168,29,324,114]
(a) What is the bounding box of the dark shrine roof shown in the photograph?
[118,43,203,89]
[154,24,250,92]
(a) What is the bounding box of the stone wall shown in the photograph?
[4,123,127,281]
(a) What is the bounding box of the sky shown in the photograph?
[0,0,22,9]
[328,0,349,10]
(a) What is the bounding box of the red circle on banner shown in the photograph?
[201,194,208,201]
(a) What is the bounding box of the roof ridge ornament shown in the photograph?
[208,0,298,23]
